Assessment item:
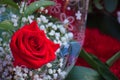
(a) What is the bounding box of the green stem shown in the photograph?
[80,49,98,70]
[106,51,120,67]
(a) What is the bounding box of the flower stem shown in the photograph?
[106,51,120,67]
[79,49,98,69]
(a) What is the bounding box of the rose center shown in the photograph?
[29,37,41,51]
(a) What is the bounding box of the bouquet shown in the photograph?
[0,0,89,80]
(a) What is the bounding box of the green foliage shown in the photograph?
[80,49,119,80]
[104,0,118,12]
[0,0,19,9]
[89,0,119,12]
[106,51,120,67]
[24,0,54,16]
[93,0,103,10]
[65,66,103,80]
[0,20,14,31]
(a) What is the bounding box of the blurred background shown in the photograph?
[76,0,120,79]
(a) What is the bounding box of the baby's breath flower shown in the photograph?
[53,69,56,73]
[40,25,45,30]
[46,63,52,68]
[48,69,53,74]
[53,73,58,79]
[29,71,33,76]
[57,68,61,74]
[59,71,67,79]
[40,15,48,23]
[37,18,41,23]
[49,30,55,36]
[55,33,60,38]
[37,68,41,71]
[28,16,33,23]
[67,32,73,40]
[34,74,39,79]
[47,22,53,27]
[22,17,28,22]
[61,37,67,42]
[52,24,57,30]
[40,7,45,11]
[23,73,27,78]
[45,9,48,14]
[67,7,71,10]
[59,62,63,67]
[60,27,66,34]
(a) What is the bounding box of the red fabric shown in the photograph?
[76,28,120,79]
[10,21,60,69]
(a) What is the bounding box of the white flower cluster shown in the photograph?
[10,14,19,27]
[36,14,74,46]
[7,58,67,80]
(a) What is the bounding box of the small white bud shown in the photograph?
[11,14,17,18]
[53,69,56,73]
[40,7,44,11]
[46,63,52,68]
[47,75,52,79]
[37,18,41,23]
[48,22,53,27]
[55,33,60,38]
[60,27,66,34]
[29,71,33,76]
[52,25,57,30]
[22,17,27,22]
[59,62,63,67]
[48,69,53,74]
[36,3,38,6]
[14,23,18,27]
[37,68,41,71]
[34,74,39,79]
[53,73,58,79]
[45,9,48,14]
[57,68,61,74]
[40,25,45,30]
[59,71,67,79]
[49,30,55,36]
[23,73,27,77]
[61,37,67,42]
[67,32,73,40]
[67,7,71,10]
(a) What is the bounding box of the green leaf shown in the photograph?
[104,0,118,12]
[93,0,103,10]
[80,49,119,80]
[88,4,93,13]
[0,20,14,31]
[65,66,103,80]
[0,0,19,9]
[24,0,54,16]
[106,51,120,67]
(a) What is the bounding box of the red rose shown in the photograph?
[10,21,60,69]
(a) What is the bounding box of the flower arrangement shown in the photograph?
[0,0,88,80]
